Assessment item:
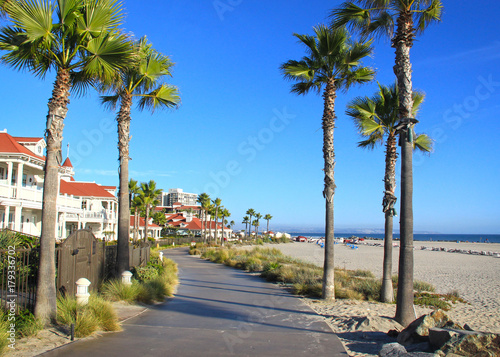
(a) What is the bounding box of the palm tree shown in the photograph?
[331,0,443,325]
[212,198,222,243]
[100,36,180,274]
[129,179,141,242]
[131,194,143,242]
[139,180,162,242]
[197,193,210,241]
[246,209,256,238]
[252,220,259,237]
[254,213,262,237]
[264,214,273,233]
[0,0,132,324]
[346,82,432,303]
[220,208,230,245]
[242,216,250,239]
[281,25,374,301]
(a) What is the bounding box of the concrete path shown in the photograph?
[43,248,347,357]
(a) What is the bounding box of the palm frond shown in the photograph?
[341,66,375,91]
[280,59,314,82]
[137,84,180,112]
[413,133,433,153]
[82,31,133,84]
[415,0,443,33]
[100,94,120,111]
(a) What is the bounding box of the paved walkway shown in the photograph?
[43,248,347,356]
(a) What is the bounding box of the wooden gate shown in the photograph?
[57,230,104,296]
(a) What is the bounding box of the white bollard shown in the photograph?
[121,270,133,286]
[159,251,164,262]
[75,278,91,305]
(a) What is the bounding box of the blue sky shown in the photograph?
[1,1,499,234]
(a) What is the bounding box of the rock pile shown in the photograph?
[379,310,500,357]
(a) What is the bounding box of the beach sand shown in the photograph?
[266,241,500,356]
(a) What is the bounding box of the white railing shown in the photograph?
[57,195,81,209]
[18,186,43,202]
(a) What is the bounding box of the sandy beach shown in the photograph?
[265,240,500,356]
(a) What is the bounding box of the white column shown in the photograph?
[16,162,24,198]
[61,213,67,238]
[14,205,22,232]
[6,162,13,196]
[3,206,10,229]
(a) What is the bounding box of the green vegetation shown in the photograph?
[56,295,120,338]
[102,252,178,304]
[0,229,38,249]
[198,246,463,310]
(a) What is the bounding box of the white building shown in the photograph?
[0,130,118,240]
[160,188,198,207]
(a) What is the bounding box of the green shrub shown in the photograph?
[101,280,143,303]
[414,280,436,292]
[13,309,43,338]
[0,310,10,354]
[134,265,160,282]
[56,295,119,338]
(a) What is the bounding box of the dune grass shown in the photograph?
[101,254,178,305]
[198,246,462,309]
[56,295,120,338]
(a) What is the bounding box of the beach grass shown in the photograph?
[199,245,461,308]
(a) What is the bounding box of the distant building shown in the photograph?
[0,130,118,240]
[160,188,198,207]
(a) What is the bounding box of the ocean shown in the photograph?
[289,232,500,244]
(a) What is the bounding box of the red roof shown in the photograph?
[0,132,45,160]
[12,137,44,143]
[130,216,160,228]
[62,157,73,168]
[59,180,116,198]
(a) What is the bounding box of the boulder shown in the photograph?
[428,327,479,350]
[378,343,437,357]
[379,343,407,357]
[437,333,500,357]
[397,310,463,346]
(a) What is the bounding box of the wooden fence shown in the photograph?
[0,230,150,313]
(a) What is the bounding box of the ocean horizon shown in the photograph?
[288,232,500,244]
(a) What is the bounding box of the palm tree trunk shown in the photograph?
[133,209,139,242]
[248,215,252,238]
[393,11,416,327]
[221,215,225,246]
[214,208,219,244]
[266,220,269,233]
[321,79,337,301]
[35,68,70,325]
[144,205,150,242]
[381,134,398,303]
[116,93,132,275]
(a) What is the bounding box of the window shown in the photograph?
[82,200,87,210]
[0,167,5,180]
[22,174,27,187]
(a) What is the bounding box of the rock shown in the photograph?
[429,327,481,350]
[355,315,404,333]
[388,329,400,338]
[397,310,463,346]
[437,333,500,357]
[379,342,407,357]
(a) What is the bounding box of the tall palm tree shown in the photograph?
[346,82,432,303]
[246,208,256,238]
[220,208,230,245]
[331,0,443,325]
[242,216,250,238]
[212,198,221,243]
[129,179,140,242]
[100,36,180,274]
[131,194,143,242]
[0,0,132,324]
[254,213,262,237]
[264,214,273,233]
[139,180,162,242]
[252,220,259,237]
[197,193,209,241]
[281,25,374,301]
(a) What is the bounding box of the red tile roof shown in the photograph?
[0,133,45,160]
[62,157,73,168]
[12,137,44,143]
[129,216,160,228]
[59,180,116,198]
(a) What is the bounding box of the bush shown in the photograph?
[0,310,10,354]
[12,309,43,338]
[56,295,120,337]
